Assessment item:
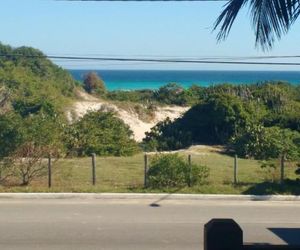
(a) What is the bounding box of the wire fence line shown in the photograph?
[8,153,295,191]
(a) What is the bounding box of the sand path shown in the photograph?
[67,91,189,142]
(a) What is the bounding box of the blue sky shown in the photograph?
[1,0,300,70]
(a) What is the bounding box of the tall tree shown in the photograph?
[214,0,300,50]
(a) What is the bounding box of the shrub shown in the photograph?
[154,83,186,105]
[189,164,210,186]
[83,72,106,95]
[260,161,279,182]
[143,94,250,151]
[147,154,209,188]
[65,111,140,156]
[9,143,60,185]
[0,111,64,185]
[232,125,300,160]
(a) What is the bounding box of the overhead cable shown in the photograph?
[2,54,300,66]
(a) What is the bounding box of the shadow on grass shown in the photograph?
[242,179,300,195]
[227,181,258,186]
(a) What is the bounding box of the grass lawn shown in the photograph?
[1,146,299,194]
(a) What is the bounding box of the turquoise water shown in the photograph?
[69,70,300,91]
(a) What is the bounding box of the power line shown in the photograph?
[2,54,300,66]
[49,53,300,60]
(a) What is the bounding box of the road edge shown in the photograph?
[0,193,299,201]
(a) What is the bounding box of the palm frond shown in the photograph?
[214,0,248,41]
[214,0,300,50]
[250,0,293,50]
[291,0,300,22]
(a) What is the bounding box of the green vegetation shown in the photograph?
[0,107,65,185]
[0,43,75,112]
[106,83,193,106]
[0,43,75,174]
[0,42,299,192]
[0,149,299,194]
[0,43,140,185]
[143,82,300,157]
[147,154,209,188]
[0,109,140,184]
[0,43,73,168]
[64,111,139,157]
[143,93,250,150]
[142,82,300,188]
[232,125,300,160]
[83,72,106,95]
[107,89,154,104]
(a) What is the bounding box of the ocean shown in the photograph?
[69,70,300,91]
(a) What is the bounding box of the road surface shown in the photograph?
[0,198,299,249]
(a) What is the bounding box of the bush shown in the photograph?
[232,125,300,160]
[0,110,64,185]
[154,83,186,105]
[9,143,60,185]
[260,161,279,182]
[143,118,192,151]
[83,72,106,95]
[143,94,250,151]
[64,111,140,157]
[147,154,209,188]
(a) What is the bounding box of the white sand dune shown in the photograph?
[67,91,189,142]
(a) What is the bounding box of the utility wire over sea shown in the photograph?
[2,54,300,66]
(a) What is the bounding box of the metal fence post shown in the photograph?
[234,154,238,185]
[144,154,148,188]
[92,153,96,186]
[280,154,285,184]
[188,154,192,187]
[48,155,52,188]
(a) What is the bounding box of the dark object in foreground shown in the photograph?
[204,219,243,250]
[204,219,300,250]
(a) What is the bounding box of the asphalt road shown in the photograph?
[0,198,300,250]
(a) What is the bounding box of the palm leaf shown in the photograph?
[214,0,248,41]
[214,0,300,50]
[291,0,300,21]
